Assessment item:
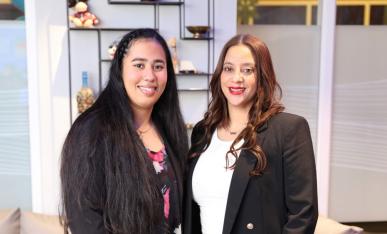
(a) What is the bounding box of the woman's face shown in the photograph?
[122,39,167,112]
[220,44,257,109]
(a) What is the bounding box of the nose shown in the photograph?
[231,69,244,82]
[143,65,156,82]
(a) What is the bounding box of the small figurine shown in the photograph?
[167,37,179,74]
[76,71,95,113]
[179,60,197,74]
[108,40,119,59]
[69,0,99,28]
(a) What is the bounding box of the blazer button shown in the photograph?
[246,223,254,230]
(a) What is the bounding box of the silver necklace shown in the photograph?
[137,123,152,137]
[225,125,246,135]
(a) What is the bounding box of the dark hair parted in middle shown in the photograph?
[61,28,188,234]
[189,34,284,176]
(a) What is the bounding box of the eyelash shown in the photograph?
[241,68,253,74]
[133,63,165,71]
[134,64,145,69]
[223,66,255,75]
[223,66,233,72]
[153,64,164,71]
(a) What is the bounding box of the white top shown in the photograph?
[192,129,243,234]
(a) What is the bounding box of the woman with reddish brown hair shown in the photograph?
[183,34,318,234]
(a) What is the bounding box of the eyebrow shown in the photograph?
[241,63,255,66]
[153,59,166,64]
[223,62,254,66]
[131,58,166,64]
[131,58,147,63]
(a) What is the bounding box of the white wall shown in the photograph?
[25,0,71,214]
[329,26,387,222]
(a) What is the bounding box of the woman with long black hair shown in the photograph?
[60,28,188,234]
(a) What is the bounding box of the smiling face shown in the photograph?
[220,44,257,110]
[122,39,167,112]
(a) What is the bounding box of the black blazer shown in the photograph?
[66,125,184,234]
[183,112,318,234]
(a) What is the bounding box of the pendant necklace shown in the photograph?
[225,124,246,135]
[137,123,152,138]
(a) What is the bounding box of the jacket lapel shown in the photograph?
[222,150,257,234]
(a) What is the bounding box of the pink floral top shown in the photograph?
[147,147,181,233]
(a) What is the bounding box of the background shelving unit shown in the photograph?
[67,0,215,127]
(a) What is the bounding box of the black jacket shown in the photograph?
[183,112,318,234]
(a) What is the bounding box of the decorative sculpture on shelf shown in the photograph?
[186,26,210,38]
[167,37,179,74]
[76,71,95,114]
[179,60,197,74]
[108,40,119,59]
[68,0,99,28]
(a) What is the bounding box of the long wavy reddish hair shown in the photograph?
[189,34,284,176]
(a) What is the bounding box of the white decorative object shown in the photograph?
[179,60,197,74]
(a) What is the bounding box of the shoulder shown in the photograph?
[191,120,206,138]
[267,112,309,129]
[269,112,307,124]
[65,108,106,149]
[262,112,311,141]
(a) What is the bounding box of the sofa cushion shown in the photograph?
[0,208,20,234]
[315,215,364,234]
[20,211,64,234]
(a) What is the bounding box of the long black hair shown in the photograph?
[60,28,188,234]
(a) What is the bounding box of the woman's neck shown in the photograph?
[132,106,164,152]
[217,104,250,141]
[227,104,250,129]
[132,106,153,130]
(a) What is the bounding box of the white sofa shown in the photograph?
[0,208,64,234]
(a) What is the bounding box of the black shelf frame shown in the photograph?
[180,0,214,104]
[67,0,215,124]
[68,28,136,106]
[108,0,183,5]
[181,37,213,40]
[69,27,144,31]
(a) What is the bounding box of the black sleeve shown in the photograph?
[62,117,109,234]
[282,116,318,234]
[65,155,108,234]
[66,198,108,234]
